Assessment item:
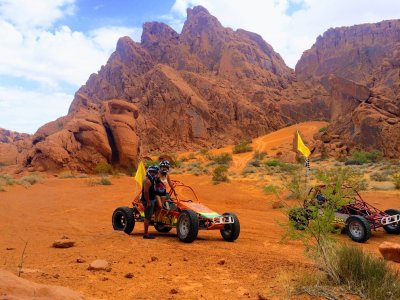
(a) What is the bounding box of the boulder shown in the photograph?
[52,238,75,249]
[379,241,400,263]
[88,259,111,272]
[0,269,92,299]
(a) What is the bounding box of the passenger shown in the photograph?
[141,165,159,239]
[154,160,176,220]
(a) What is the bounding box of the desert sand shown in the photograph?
[1,122,400,299]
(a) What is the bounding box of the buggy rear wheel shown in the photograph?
[154,223,172,233]
[220,212,240,242]
[383,209,400,234]
[345,215,371,243]
[112,206,135,234]
[177,210,199,243]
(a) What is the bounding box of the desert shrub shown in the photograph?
[212,165,229,184]
[344,159,363,165]
[180,156,188,162]
[263,184,279,194]
[0,184,5,192]
[318,126,328,133]
[0,174,15,185]
[94,162,112,174]
[19,174,41,187]
[78,173,89,178]
[210,153,232,165]
[283,172,309,200]
[172,159,182,168]
[248,159,261,167]
[253,151,267,160]
[99,176,112,185]
[199,148,209,156]
[265,159,282,167]
[58,171,75,179]
[241,166,257,175]
[346,150,381,165]
[315,167,367,191]
[393,173,400,190]
[370,171,389,182]
[232,140,253,154]
[188,153,196,160]
[87,176,112,186]
[335,245,400,300]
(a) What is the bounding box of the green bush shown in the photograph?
[263,185,278,194]
[318,126,328,133]
[265,159,282,167]
[370,171,389,182]
[344,159,363,165]
[248,159,261,167]
[212,165,229,184]
[253,151,267,160]
[18,174,41,187]
[58,171,75,179]
[0,174,15,185]
[99,176,112,185]
[232,140,253,154]
[393,173,400,190]
[335,245,400,300]
[94,162,112,174]
[347,150,381,165]
[209,153,232,165]
[199,148,209,156]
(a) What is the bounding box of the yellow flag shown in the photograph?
[297,131,311,158]
[134,161,146,188]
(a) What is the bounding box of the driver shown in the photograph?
[141,165,159,239]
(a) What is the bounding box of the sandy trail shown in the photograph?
[211,121,327,173]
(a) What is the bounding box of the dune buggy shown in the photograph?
[289,185,400,243]
[112,180,240,243]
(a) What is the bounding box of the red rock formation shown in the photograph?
[3,7,399,172]
[25,6,307,172]
[297,20,400,158]
[0,128,31,166]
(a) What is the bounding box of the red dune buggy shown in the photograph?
[112,180,240,243]
[289,185,400,243]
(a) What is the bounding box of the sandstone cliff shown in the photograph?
[297,20,400,158]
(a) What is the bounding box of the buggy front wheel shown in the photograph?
[345,215,371,243]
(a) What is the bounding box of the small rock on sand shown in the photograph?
[52,238,75,248]
[379,241,400,262]
[88,259,111,272]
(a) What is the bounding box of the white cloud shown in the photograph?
[0,0,75,30]
[0,0,142,132]
[89,26,142,53]
[0,22,142,88]
[0,86,72,133]
[170,0,400,67]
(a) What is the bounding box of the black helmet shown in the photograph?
[147,165,159,176]
[159,160,170,168]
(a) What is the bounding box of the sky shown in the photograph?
[0,0,399,134]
